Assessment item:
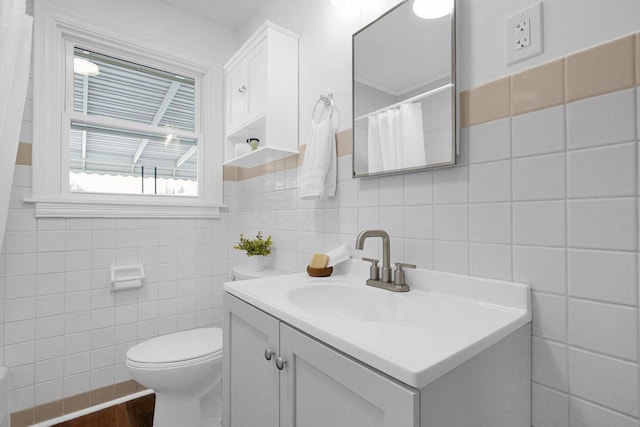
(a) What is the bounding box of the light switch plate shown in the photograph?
[506,3,543,65]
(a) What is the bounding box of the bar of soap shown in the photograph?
[309,253,329,268]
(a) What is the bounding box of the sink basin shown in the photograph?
[287,283,418,323]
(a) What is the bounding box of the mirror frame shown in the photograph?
[351,0,457,178]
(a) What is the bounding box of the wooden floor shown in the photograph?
[53,394,155,427]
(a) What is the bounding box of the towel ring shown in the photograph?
[312,93,334,125]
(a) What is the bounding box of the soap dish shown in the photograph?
[307,265,333,277]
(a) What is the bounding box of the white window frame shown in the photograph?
[28,2,223,218]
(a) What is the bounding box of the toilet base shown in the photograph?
[152,382,221,427]
[153,392,200,427]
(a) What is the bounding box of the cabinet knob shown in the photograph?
[238,85,247,93]
[275,356,286,370]
[264,348,275,361]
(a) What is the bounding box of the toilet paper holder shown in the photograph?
[110,265,145,291]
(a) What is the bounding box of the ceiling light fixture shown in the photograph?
[412,0,453,19]
[164,125,179,146]
[73,57,100,76]
[324,0,347,5]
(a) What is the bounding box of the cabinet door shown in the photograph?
[225,61,246,132]
[279,324,419,427]
[244,40,267,123]
[223,293,280,427]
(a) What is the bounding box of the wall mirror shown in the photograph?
[352,0,456,178]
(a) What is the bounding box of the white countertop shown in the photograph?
[224,259,531,389]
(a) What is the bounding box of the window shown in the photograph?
[30,4,222,218]
[70,48,199,197]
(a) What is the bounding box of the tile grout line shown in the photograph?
[635,80,640,427]
[562,88,572,424]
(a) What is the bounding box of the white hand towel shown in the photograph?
[325,244,350,267]
[299,119,337,200]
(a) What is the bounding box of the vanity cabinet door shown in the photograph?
[223,293,280,427]
[279,324,419,427]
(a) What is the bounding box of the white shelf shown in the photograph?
[226,114,266,142]
[223,146,299,168]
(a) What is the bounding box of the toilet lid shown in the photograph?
[127,327,222,364]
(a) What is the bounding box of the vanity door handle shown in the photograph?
[264,348,275,361]
[275,356,286,370]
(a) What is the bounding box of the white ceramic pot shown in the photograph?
[246,255,266,271]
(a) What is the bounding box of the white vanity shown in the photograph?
[222,260,531,427]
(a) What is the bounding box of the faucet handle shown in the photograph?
[394,262,416,286]
[362,257,380,281]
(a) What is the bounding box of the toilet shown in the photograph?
[125,328,223,427]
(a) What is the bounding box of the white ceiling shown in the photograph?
[158,0,267,30]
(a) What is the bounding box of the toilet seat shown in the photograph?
[126,328,222,367]
[126,351,221,370]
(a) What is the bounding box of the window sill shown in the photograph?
[23,197,223,219]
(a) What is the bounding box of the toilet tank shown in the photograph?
[232,265,291,281]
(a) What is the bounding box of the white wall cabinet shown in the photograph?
[223,293,418,427]
[223,22,299,168]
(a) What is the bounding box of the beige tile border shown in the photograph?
[10,380,146,427]
[33,400,64,424]
[463,32,638,128]
[565,34,636,103]
[511,58,564,115]
[460,76,511,128]
[15,142,32,165]
[336,128,353,156]
[636,33,640,86]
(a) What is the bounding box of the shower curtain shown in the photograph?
[0,0,32,251]
[367,103,425,173]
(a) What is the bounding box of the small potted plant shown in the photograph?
[234,231,273,271]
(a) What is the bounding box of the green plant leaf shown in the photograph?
[233,231,273,256]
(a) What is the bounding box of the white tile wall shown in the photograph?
[568,198,637,250]
[223,87,640,426]
[513,201,566,246]
[568,249,637,305]
[467,117,511,162]
[569,348,639,417]
[567,89,636,150]
[532,384,569,427]
[0,169,227,413]
[570,398,640,427]
[512,105,566,157]
[513,153,566,201]
[567,142,637,198]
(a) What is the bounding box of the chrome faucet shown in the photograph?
[355,230,392,282]
[355,230,415,292]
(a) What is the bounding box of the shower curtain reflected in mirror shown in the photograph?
[367,103,426,173]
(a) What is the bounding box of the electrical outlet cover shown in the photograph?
[506,3,543,65]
